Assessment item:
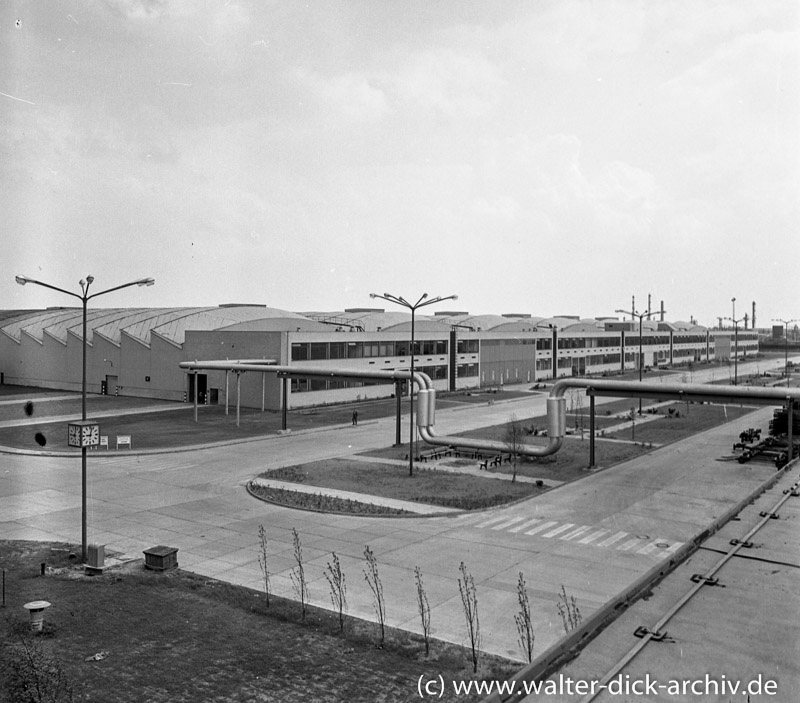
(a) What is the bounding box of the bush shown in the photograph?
[0,619,75,703]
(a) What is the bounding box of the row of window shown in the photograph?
[291,339,448,361]
[417,365,448,381]
[585,353,622,366]
[673,335,708,344]
[289,364,451,392]
[287,333,751,393]
[291,332,745,362]
[557,337,622,349]
[624,335,671,347]
[673,347,704,358]
[291,378,392,392]
[483,339,536,346]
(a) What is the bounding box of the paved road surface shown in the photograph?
[0,356,793,663]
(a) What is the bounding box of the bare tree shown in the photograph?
[290,528,308,621]
[414,566,432,658]
[556,584,582,634]
[458,561,481,674]
[514,572,535,663]
[257,523,271,607]
[363,545,386,648]
[503,413,525,482]
[324,552,347,631]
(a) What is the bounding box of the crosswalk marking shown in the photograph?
[475,515,515,529]
[524,520,558,536]
[509,518,545,533]
[449,512,683,559]
[636,541,661,555]
[560,525,592,540]
[597,531,629,548]
[617,538,642,551]
[490,516,528,531]
[542,523,575,538]
[577,529,609,544]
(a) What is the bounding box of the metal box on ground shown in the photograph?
[85,543,105,575]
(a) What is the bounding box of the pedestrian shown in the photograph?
[352,410,358,426]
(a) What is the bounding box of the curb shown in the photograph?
[0,419,380,458]
[245,480,460,519]
[480,457,798,703]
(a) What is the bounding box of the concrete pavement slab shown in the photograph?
[2,369,794,667]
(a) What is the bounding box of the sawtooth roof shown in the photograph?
[0,306,716,348]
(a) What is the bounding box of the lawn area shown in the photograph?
[0,395,389,453]
[0,541,516,703]
[363,438,648,482]
[253,460,543,512]
[0,384,540,453]
[602,401,758,444]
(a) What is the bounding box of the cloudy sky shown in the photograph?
[2,1,798,327]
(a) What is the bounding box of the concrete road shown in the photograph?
[0,362,787,663]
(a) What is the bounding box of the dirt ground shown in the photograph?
[0,541,518,703]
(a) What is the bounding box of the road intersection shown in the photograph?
[0,358,792,662]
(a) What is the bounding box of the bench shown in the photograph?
[479,454,511,470]
[417,446,457,463]
[116,435,132,450]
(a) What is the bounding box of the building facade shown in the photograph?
[0,306,760,411]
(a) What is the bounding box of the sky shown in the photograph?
[2,1,798,329]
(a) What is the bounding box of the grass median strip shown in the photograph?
[253,460,542,514]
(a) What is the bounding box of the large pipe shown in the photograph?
[418,416,564,458]
[550,377,800,407]
[180,360,420,384]
[416,386,566,458]
[179,361,800,461]
[417,377,800,459]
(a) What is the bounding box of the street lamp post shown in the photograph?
[773,318,800,388]
[16,274,155,562]
[724,298,744,386]
[615,304,660,414]
[370,292,457,477]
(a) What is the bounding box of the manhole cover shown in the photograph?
[635,534,650,540]
[656,542,670,548]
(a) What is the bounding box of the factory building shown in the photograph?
[0,305,760,410]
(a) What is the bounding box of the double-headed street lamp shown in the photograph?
[724,297,744,386]
[773,318,800,388]
[615,304,660,414]
[370,292,457,477]
[16,274,155,562]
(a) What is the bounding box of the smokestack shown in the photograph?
[648,294,651,315]
[632,295,635,319]
[752,301,756,329]
[718,317,723,329]
[660,300,665,322]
